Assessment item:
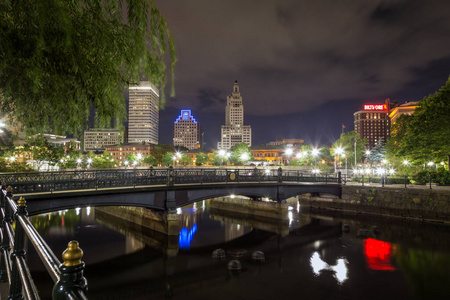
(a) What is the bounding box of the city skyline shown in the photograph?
[154,0,450,148]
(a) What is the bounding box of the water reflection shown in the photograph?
[27,197,450,300]
[310,252,349,284]
[364,238,395,271]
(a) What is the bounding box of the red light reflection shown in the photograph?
[364,238,395,270]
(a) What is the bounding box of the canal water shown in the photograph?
[26,197,450,300]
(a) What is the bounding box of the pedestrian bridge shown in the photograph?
[1,167,342,215]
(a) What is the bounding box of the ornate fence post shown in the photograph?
[167,166,174,187]
[53,241,88,300]
[338,171,342,184]
[277,167,282,183]
[0,182,10,282]
[9,196,27,300]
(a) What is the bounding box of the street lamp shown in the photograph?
[342,153,348,176]
[87,158,92,168]
[124,160,129,168]
[285,148,293,164]
[76,158,82,169]
[218,149,226,166]
[240,152,249,165]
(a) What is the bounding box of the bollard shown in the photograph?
[429,173,432,189]
[338,171,341,184]
[53,241,88,300]
[9,197,27,300]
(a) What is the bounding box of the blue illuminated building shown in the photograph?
[173,109,203,150]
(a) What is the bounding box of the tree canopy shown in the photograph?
[387,76,450,166]
[0,0,176,136]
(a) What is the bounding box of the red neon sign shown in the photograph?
[364,238,395,271]
[364,104,387,111]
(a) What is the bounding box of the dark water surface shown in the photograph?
[27,198,450,300]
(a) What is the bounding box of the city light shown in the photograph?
[427,161,434,166]
[296,152,303,159]
[403,160,409,165]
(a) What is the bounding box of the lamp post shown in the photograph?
[240,152,249,166]
[335,147,343,173]
[312,148,319,170]
[76,158,82,169]
[342,153,347,176]
[285,148,293,165]
[137,153,142,167]
[218,149,226,166]
[87,158,92,169]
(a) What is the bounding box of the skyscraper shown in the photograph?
[173,109,202,150]
[128,81,159,144]
[217,81,252,150]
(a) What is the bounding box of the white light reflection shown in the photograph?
[176,208,182,214]
[75,207,81,215]
[202,200,205,209]
[288,206,293,211]
[288,211,294,226]
[86,206,91,216]
[297,202,300,213]
[310,252,327,276]
[331,258,349,284]
[230,194,235,199]
[310,251,349,285]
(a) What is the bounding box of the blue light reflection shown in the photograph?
[179,224,198,249]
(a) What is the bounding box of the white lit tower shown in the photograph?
[217,80,252,150]
[128,81,159,144]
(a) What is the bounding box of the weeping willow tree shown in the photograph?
[0,0,176,136]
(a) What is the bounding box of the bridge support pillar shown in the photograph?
[166,191,177,214]
[277,186,286,203]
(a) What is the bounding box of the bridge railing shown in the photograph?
[0,167,342,194]
[0,183,88,299]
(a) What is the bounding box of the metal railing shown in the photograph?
[0,183,88,299]
[1,167,342,194]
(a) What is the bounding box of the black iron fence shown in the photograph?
[0,184,88,299]
[1,167,342,194]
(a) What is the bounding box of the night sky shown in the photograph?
[153,0,450,149]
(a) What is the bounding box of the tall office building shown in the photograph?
[217,81,252,150]
[173,109,202,150]
[354,101,390,149]
[128,81,159,144]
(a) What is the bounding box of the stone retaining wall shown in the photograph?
[299,186,450,224]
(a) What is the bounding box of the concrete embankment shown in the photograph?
[299,185,450,224]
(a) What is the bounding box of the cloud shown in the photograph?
[155,0,450,116]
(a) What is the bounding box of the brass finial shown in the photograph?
[62,241,83,267]
[17,197,26,206]
[7,186,12,193]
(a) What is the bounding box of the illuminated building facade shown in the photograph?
[83,129,123,152]
[128,81,159,144]
[217,81,252,150]
[388,101,419,125]
[173,110,202,150]
[105,143,154,165]
[354,102,390,149]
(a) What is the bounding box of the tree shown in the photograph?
[125,153,138,165]
[332,131,366,166]
[153,144,175,164]
[161,153,174,166]
[0,0,176,136]
[230,143,253,165]
[25,134,56,170]
[391,77,450,166]
[370,138,386,164]
[179,154,192,166]
[143,155,157,166]
[195,153,210,166]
